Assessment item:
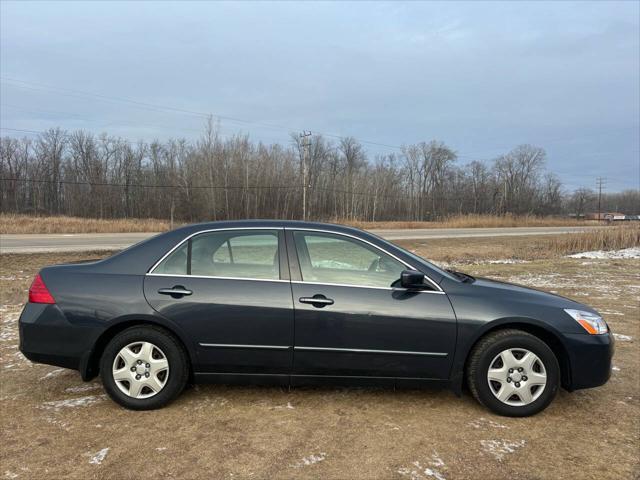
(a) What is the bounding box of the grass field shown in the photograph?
[397,226,640,263]
[0,213,599,234]
[0,236,638,479]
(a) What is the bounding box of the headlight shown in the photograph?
[564,309,608,335]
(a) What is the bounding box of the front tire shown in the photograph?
[100,326,189,410]
[466,329,560,417]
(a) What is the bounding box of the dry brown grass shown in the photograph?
[341,213,597,230]
[0,214,175,234]
[1,213,597,234]
[546,225,640,255]
[397,228,639,266]
[1,251,638,479]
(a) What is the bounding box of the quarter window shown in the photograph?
[153,241,188,275]
[153,230,280,280]
[293,231,405,288]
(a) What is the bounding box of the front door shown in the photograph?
[287,230,457,380]
[144,228,294,377]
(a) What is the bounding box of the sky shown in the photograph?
[1,1,639,192]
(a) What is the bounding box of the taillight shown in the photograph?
[29,274,56,304]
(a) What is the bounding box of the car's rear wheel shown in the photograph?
[100,326,189,410]
[466,329,560,417]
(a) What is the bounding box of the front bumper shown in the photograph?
[19,303,101,378]
[564,332,614,391]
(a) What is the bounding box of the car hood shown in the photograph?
[470,276,595,312]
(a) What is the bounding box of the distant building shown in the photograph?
[585,212,624,220]
[585,212,639,221]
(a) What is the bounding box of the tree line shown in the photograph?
[1,124,637,222]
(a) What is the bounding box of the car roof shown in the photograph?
[175,219,366,235]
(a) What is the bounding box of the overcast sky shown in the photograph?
[1,1,638,191]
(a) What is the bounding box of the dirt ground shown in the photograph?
[0,238,638,479]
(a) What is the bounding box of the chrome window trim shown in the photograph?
[199,343,290,350]
[286,227,444,292]
[147,273,288,283]
[146,225,445,293]
[294,346,447,357]
[148,227,283,275]
[291,280,445,294]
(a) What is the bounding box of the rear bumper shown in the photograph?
[564,332,614,391]
[19,303,100,379]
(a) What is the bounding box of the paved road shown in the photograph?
[0,226,600,253]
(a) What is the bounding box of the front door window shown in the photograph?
[293,231,405,288]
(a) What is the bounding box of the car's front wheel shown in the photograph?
[100,325,189,410]
[466,329,560,417]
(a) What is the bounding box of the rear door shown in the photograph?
[287,229,457,381]
[144,228,294,378]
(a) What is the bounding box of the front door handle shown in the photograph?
[158,286,193,298]
[299,295,334,308]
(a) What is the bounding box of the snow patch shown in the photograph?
[291,452,326,468]
[484,259,529,264]
[40,395,106,411]
[65,384,101,393]
[612,366,620,372]
[468,417,509,429]
[272,401,294,410]
[613,333,632,342]
[398,453,447,480]
[4,471,18,479]
[39,368,67,380]
[88,448,109,465]
[480,439,526,461]
[567,247,640,259]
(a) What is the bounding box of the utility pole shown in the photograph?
[596,177,606,222]
[300,131,312,220]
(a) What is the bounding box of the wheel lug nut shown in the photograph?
[518,367,523,372]
[137,360,142,365]
[522,376,528,381]
[515,382,521,388]
[145,372,150,378]
[146,363,150,368]
[130,366,136,372]
[135,374,141,380]
[508,368,514,373]
[506,377,512,383]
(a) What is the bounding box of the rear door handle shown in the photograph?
[299,295,334,308]
[158,286,193,297]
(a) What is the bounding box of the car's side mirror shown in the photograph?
[400,270,427,289]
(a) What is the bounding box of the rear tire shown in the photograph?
[466,329,560,417]
[100,325,189,410]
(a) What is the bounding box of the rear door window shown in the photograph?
[153,230,281,280]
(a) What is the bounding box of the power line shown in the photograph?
[0,177,299,190]
[1,76,408,152]
[3,76,639,158]
[0,176,418,201]
[0,104,290,145]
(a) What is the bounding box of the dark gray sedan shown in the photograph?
[19,220,613,416]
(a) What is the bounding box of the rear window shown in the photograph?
[152,230,280,280]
